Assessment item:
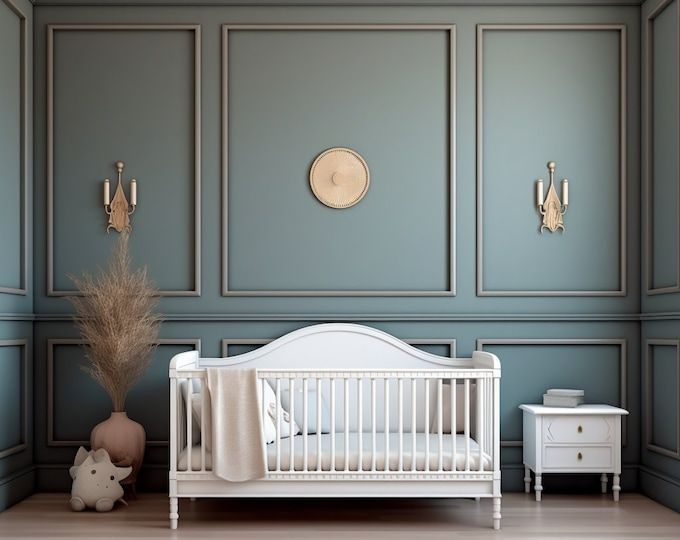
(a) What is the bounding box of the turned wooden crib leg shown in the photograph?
[524,466,531,493]
[492,497,501,530]
[169,497,178,529]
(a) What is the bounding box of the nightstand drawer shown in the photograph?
[543,416,613,444]
[544,446,612,469]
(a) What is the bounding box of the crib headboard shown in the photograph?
[172,323,497,370]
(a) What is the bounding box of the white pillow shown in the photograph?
[261,380,300,444]
[281,387,331,434]
[179,380,202,444]
[431,382,477,434]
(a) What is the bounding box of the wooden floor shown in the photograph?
[1,493,679,539]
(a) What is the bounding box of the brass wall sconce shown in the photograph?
[536,161,569,233]
[103,161,137,233]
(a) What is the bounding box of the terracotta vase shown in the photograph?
[90,412,145,488]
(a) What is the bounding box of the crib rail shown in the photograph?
[170,365,500,480]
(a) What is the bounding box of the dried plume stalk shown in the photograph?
[67,233,161,412]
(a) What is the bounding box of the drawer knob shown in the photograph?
[577,425,583,433]
[577,452,583,461]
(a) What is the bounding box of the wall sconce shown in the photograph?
[103,161,137,233]
[536,161,568,233]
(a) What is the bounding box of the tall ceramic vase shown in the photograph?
[90,412,145,490]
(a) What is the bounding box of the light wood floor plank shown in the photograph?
[0,493,679,539]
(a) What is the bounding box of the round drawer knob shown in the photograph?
[577,425,583,433]
[577,452,583,460]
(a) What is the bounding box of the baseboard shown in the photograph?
[639,465,680,513]
[0,466,35,512]
[35,463,168,493]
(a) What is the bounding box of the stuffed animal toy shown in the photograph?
[69,447,132,512]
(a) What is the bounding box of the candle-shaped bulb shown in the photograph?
[104,178,110,206]
[536,179,544,206]
[130,179,137,206]
[562,178,569,206]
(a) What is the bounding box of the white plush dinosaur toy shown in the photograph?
[69,447,132,512]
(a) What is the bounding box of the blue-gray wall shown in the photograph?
[27,1,643,498]
[0,0,33,512]
[640,0,680,513]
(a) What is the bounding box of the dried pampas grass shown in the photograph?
[67,233,161,412]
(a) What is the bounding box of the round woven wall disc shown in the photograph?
[309,147,370,209]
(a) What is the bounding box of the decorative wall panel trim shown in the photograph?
[644,339,680,459]
[476,338,628,447]
[476,24,628,297]
[221,24,456,296]
[0,0,28,296]
[31,312,645,322]
[46,338,201,447]
[222,337,456,357]
[644,0,680,295]
[0,339,28,459]
[46,24,202,297]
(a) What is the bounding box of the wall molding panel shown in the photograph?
[0,340,28,459]
[476,338,628,447]
[221,24,456,297]
[476,24,628,297]
[0,0,28,296]
[645,339,680,459]
[222,337,457,357]
[45,24,202,297]
[46,338,201,447]
[644,0,680,295]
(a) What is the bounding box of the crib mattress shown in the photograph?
[178,433,492,473]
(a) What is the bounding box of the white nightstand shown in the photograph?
[519,404,629,502]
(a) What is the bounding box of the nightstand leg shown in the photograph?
[535,474,542,502]
[613,474,620,502]
[600,473,608,493]
[524,466,531,493]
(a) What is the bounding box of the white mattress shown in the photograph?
[179,432,492,473]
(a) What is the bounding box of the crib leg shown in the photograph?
[524,466,531,493]
[169,497,178,530]
[492,497,501,530]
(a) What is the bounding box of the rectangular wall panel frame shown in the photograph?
[0,0,28,296]
[476,338,628,447]
[644,0,680,295]
[645,339,680,459]
[221,24,456,296]
[476,24,627,296]
[0,339,28,459]
[46,338,201,447]
[221,337,456,357]
[46,24,202,297]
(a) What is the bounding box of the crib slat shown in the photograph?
[186,379,193,472]
[464,378,470,471]
[303,378,309,472]
[289,378,295,472]
[424,379,430,472]
[371,378,377,472]
[316,378,322,472]
[344,378,349,471]
[438,379,443,472]
[451,379,457,472]
[276,378,281,472]
[330,378,336,472]
[384,378,390,472]
[200,381,207,471]
[411,378,417,472]
[358,378,363,472]
[478,377,484,472]
[262,378,268,471]
[397,379,403,472]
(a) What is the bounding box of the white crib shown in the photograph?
[168,323,502,529]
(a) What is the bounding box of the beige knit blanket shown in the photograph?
[206,368,266,482]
